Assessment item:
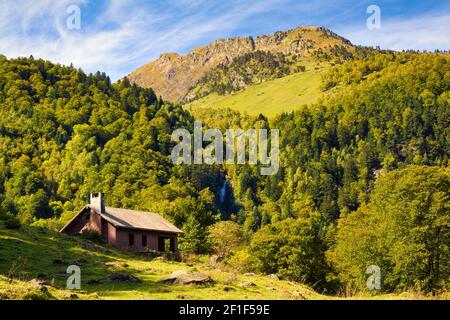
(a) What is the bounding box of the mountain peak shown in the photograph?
[127,26,354,102]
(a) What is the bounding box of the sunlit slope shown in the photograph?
[0,221,325,300]
[185,63,329,117]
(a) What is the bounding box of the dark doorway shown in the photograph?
[158,236,175,253]
[158,237,166,252]
[129,234,134,246]
[101,219,108,242]
[142,234,147,247]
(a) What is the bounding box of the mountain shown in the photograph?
[1,48,448,297]
[127,26,355,102]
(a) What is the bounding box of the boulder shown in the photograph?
[291,290,307,300]
[27,279,48,292]
[160,270,213,285]
[243,273,256,277]
[239,281,257,288]
[268,274,280,280]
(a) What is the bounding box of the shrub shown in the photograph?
[80,230,103,243]
[249,212,331,290]
[328,166,450,292]
[208,221,245,259]
[4,216,20,230]
[226,248,256,273]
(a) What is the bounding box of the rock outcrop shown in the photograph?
[127,26,353,102]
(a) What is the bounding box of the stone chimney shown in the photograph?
[90,192,105,213]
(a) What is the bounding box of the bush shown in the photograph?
[208,221,245,259]
[249,213,331,290]
[80,230,103,243]
[4,216,20,230]
[226,248,256,273]
[329,166,450,292]
[31,218,63,231]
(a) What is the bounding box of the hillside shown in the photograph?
[0,55,228,260]
[0,51,449,298]
[2,221,446,300]
[127,26,355,102]
[0,221,324,300]
[185,60,329,117]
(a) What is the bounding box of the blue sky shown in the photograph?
[0,0,449,81]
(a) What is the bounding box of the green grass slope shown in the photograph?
[0,222,324,300]
[185,62,329,117]
[1,222,445,300]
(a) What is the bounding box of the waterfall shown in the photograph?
[219,180,228,204]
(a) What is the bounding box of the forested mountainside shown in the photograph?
[221,51,448,235]
[183,46,380,116]
[0,55,225,253]
[127,26,355,102]
[194,51,450,292]
[0,50,448,294]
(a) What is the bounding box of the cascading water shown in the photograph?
[219,180,228,204]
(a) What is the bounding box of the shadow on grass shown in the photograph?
[0,222,180,296]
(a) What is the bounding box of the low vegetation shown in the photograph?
[185,60,328,117]
[1,221,448,300]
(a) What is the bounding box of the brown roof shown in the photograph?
[94,206,182,234]
[60,205,182,234]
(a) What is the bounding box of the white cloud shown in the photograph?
[336,13,450,51]
[0,0,285,81]
[1,1,448,82]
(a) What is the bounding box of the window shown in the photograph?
[128,234,134,246]
[142,235,147,247]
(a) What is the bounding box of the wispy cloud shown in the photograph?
[0,0,285,81]
[0,1,448,81]
[336,12,450,51]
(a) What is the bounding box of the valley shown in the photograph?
[0,25,448,300]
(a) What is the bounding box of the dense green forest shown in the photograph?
[0,51,448,294]
[0,55,224,253]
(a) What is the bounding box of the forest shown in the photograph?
[0,50,448,295]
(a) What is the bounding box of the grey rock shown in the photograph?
[160,270,213,285]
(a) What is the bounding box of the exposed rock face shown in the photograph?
[127,26,353,102]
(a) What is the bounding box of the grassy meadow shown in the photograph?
[1,222,447,300]
[0,221,324,300]
[185,61,329,117]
